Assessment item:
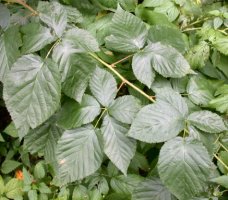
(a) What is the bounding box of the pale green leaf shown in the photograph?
[62,54,96,102]
[38,1,67,37]
[5,178,23,199]
[143,0,168,7]
[154,1,179,22]
[28,190,38,200]
[213,17,223,29]
[56,125,103,184]
[24,118,63,165]
[132,42,191,87]
[187,75,216,106]
[0,176,5,195]
[64,6,83,24]
[210,84,228,114]
[72,185,89,200]
[101,115,136,175]
[186,41,210,69]
[117,0,137,12]
[187,110,227,133]
[0,4,10,30]
[105,6,148,53]
[62,27,100,52]
[90,67,117,107]
[211,175,228,189]
[34,162,46,180]
[4,122,18,138]
[110,175,143,195]
[128,89,187,143]
[38,182,51,194]
[57,95,101,129]
[3,54,61,137]
[132,177,176,200]
[108,95,141,124]
[213,36,228,55]
[21,23,55,54]
[158,137,213,200]
[1,160,21,174]
[148,25,186,53]
[0,26,21,81]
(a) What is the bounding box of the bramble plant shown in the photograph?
[0,0,228,199]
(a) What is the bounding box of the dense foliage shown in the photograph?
[0,0,228,199]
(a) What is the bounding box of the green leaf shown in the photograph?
[117,0,137,12]
[64,6,83,24]
[1,160,21,174]
[34,162,46,180]
[21,23,55,54]
[37,1,67,37]
[105,6,148,53]
[213,17,223,29]
[101,115,136,175]
[187,110,227,133]
[132,177,176,200]
[24,118,63,166]
[4,122,18,138]
[154,1,179,22]
[90,67,117,107]
[128,89,188,143]
[186,41,210,69]
[56,125,103,184]
[143,0,168,7]
[108,95,141,124]
[210,84,228,114]
[0,176,4,195]
[148,25,186,53]
[0,4,10,30]
[5,178,23,199]
[62,54,96,102]
[213,36,228,55]
[72,185,89,200]
[187,75,218,107]
[158,137,213,200]
[28,190,38,200]
[62,27,100,52]
[22,168,32,185]
[3,54,61,138]
[57,95,101,129]
[132,42,191,87]
[38,182,51,194]
[211,175,228,189]
[88,176,109,195]
[110,175,143,195]
[0,26,21,81]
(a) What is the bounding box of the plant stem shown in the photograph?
[111,54,133,67]
[11,0,38,15]
[213,153,228,171]
[45,39,61,59]
[94,108,107,128]
[182,27,202,32]
[219,142,228,152]
[89,53,155,103]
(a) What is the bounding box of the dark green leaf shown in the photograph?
[1,160,21,174]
